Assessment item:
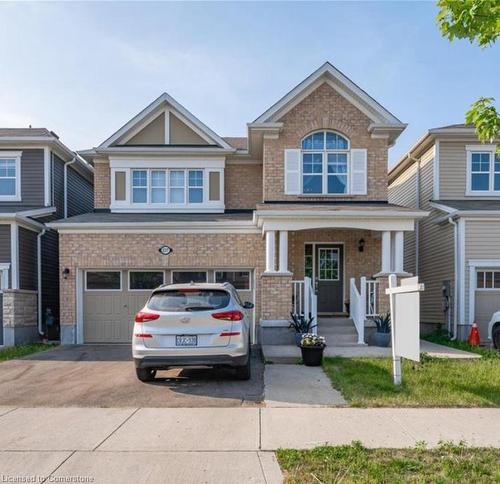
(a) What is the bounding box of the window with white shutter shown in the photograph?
[284,149,301,194]
[350,148,367,195]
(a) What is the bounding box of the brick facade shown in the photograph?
[94,162,110,209]
[59,232,266,326]
[263,83,389,202]
[260,273,292,321]
[225,163,263,209]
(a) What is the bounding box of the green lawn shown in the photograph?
[277,442,500,484]
[0,343,56,362]
[323,354,500,407]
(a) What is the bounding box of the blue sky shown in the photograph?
[0,1,498,166]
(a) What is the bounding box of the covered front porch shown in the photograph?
[255,203,426,346]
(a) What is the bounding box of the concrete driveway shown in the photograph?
[0,345,264,407]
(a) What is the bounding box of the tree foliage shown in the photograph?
[466,97,500,144]
[436,0,500,148]
[437,0,500,47]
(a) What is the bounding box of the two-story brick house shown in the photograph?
[0,128,94,346]
[49,62,426,345]
[389,124,500,343]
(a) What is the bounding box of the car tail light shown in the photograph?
[135,311,160,323]
[212,310,243,321]
[134,333,153,338]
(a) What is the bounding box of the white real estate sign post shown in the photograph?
[386,274,425,386]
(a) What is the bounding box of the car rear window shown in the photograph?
[147,289,230,312]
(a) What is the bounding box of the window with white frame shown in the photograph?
[129,169,207,205]
[477,270,500,290]
[0,152,21,200]
[301,131,349,195]
[467,146,500,194]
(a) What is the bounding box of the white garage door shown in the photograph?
[475,269,500,341]
[82,269,255,343]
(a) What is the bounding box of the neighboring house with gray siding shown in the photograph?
[0,128,93,346]
[389,124,500,342]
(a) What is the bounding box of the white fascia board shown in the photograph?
[253,62,402,125]
[255,209,428,219]
[99,92,233,150]
[258,216,417,232]
[47,221,260,234]
[429,201,457,214]
[18,206,57,218]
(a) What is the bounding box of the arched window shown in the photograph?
[301,131,349,194]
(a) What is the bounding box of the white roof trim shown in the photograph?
[253,62,402,125]
[99,92,233,150]
[47,220,260,234]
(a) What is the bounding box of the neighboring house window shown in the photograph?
[132,170,148,203]
[170,170,185,204]
[477,270,500,289]
[0,152,21,200]
[467,146,500,194]
[301,131,349,195]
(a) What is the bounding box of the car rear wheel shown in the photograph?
[136,368,157,382]
[235,348,251,380]
[493,325,500,349]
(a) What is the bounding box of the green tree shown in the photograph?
[436,0,500,147]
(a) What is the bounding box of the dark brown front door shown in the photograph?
[315,244,343,313]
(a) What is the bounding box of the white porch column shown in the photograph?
[381,230,392,274]
[278,231,288,273]
[394,231,404,273]
[265,230,276,272]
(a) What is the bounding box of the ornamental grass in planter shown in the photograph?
[289,313,316,346]
[300,333,326,366]
[373,312,391,347]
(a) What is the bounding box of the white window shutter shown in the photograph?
[350,149,367,195]
[284,149,301,194]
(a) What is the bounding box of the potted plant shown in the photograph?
[300,333,327,366]
[289,313,316,346]
[373,312,391,347]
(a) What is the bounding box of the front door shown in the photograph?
[315,244,343,313]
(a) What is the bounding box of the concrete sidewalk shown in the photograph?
[0,406,499,483]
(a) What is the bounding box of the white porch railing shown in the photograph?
[350,277,380,344]
[349,277,366,344]
[292,276,318,334]
[366,279,379,317]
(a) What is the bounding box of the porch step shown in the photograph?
[317,317,359,345]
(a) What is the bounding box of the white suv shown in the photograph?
[132,282,254,381]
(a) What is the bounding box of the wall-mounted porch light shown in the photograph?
[62,268,70,279]
[358,238,365,253]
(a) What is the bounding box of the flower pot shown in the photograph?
[373,331,391,347]
[300,346,325,366]
[294,332,306,347]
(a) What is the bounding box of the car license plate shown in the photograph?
[176,335,197,347]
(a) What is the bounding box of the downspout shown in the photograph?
[448,216,459,340]
[37,228,47,336]
[64,157,77,218]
